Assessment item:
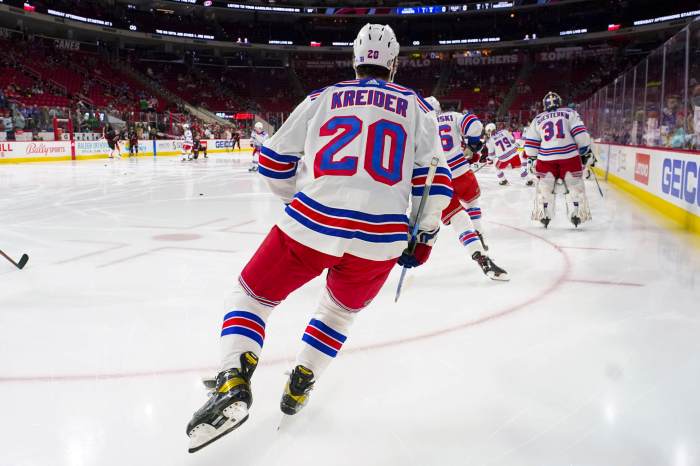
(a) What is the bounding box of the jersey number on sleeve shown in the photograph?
[315,116,407,186]
[438,124,454,152]
[542,119,565,142]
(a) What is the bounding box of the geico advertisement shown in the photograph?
[594,143,699,215]
[660,156,699,209]
[0,141,71,158]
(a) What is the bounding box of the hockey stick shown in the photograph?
[590,168,604,198]
[395,155,440,303]
[471,162,487,174]
[0,250,29,270]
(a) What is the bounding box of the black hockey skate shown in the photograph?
[540,217,551,228]
[186,352,258,453]
[498,179,509,186]
[472,251,509,281]
[280,365,315,415]
[526,180,534,187]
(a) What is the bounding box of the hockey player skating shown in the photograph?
[524,91,592,228]
[192,126,208,160]
[484,123,533,187]
[186,23,451,453]
[248,122,268,172]
[104,125,120,159]
[127,128,138,157]
[425,96,508,281]
[181,123,194,161]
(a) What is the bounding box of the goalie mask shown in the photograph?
[353,24,400,82]
[543,91,562,112]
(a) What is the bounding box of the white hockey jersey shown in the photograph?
[523,108,591,161]
[259,78,452,261]
[183,130,193,144]
[486,129,519,162]
[436,111,483,178]
[251,130,268,149]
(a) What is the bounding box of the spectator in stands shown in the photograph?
[139,97,148,113]
[12,105,25,134]
[2,111,14,141]
[691,84,700,149]
[40,106,49,131]
[148,96,158,112]
[0,89,5,109]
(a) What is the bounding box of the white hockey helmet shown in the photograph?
[254,122,263,132]
[353,24,400,82]
[425,96,441,114]
[485,123,497,136]
[182,123,189,130]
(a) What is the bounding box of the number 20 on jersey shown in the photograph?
[314,116,407,186]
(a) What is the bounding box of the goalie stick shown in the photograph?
[0,250,29,270]
[394,155,440,303]
[590,168,604,198]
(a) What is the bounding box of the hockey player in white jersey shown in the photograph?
[425,96,508,281]
[186,24,452,453]
[181,123,194,161]
[524,91,592,228]
[248,122,268,172]
[484,123,533,186]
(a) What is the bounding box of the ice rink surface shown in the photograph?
[1,153,699,466]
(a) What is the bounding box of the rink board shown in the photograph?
[0,139,252,164]
[594,142,700,233]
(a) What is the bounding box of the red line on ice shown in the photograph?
[0,222,570,384]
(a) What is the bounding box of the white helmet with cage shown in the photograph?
[425,96,441,114]
[182,123,189,130]
[353,23,400,82]
[485,123,497,136]
[254,122,264,132]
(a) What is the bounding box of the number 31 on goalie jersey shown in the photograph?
[314,115,407,186]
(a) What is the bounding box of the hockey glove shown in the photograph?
[580,147,595,167]
[398,227,439,268]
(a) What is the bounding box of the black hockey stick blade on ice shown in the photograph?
[0,250,29,269]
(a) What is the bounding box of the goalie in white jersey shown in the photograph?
[248,121,268,172]
[484,123,533,186]
[425,96,509,281]
[186,23,452,453]
[524,92,592,228]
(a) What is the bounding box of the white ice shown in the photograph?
[1,154,698,466]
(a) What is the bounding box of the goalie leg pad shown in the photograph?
[532,172,556,222]
[564,171,591,225]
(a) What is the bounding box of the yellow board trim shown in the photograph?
[594,167,700,235]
